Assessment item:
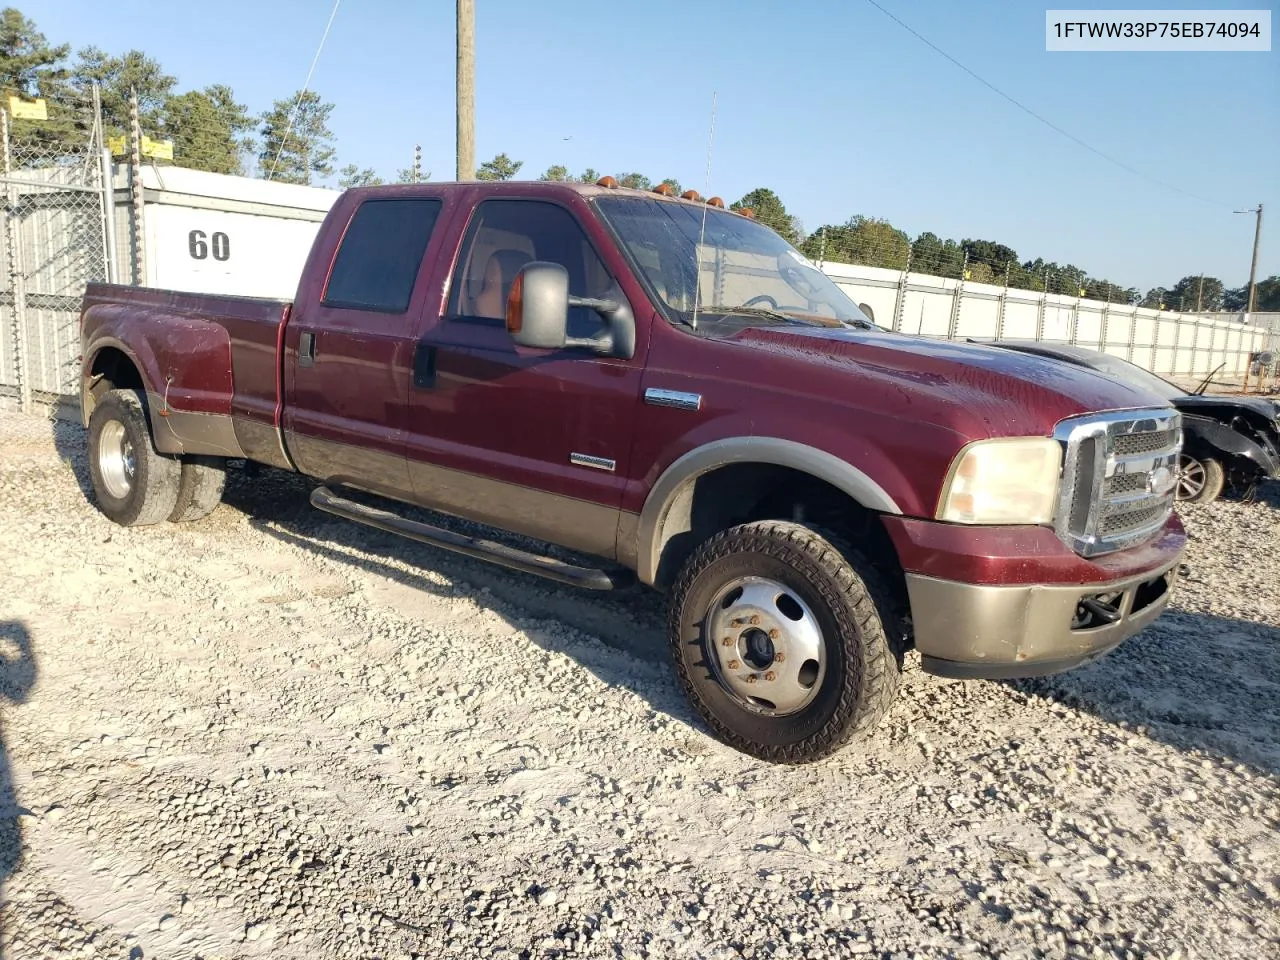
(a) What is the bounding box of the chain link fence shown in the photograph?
[0,88,112,414]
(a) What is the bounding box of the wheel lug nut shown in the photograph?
[721,636,734,646]
[768,629,779,640]
[745,674,758,684]
[750,615,761,625]
[774,652,785,663]
[764,671,777,682]
[727,660,740,670]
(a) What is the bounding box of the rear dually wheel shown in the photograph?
[87,389,182,526]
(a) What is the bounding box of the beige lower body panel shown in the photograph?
[907,557,1180,678]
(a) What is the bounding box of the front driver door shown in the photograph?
[405,197,645,559]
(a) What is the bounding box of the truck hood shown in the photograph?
[727,326,1176,438]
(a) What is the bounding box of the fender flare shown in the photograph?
[81,336,158,423]
[1183,414,1279,476]
[634,436,902,585]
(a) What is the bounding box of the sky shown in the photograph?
[33,0,1280,292]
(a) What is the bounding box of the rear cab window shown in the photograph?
[323,198,443,313]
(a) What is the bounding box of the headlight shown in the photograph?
[936,437,1063,525]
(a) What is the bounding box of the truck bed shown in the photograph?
[80,283,294,467]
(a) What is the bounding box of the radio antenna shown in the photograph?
[690,91,717,331]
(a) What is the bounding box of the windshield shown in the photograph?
[593,196,878,331]
[1076,352,1188,401]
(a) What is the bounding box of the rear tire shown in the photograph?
[667,520,904,764]
[1177,454,1225,503]
[170,456,227,522]
[87,389,182,526]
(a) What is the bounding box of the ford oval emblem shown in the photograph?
[1148,464,1176,497]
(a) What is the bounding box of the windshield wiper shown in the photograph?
[1193,362,1226,395]
[706,305,872,330]
[704,305,818,326]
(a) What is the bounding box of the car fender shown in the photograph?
[633,436,903,586]
[1183,414,1280,477]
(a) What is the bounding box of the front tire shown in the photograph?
[667,520,903,764]
[87,389,182,526]
[1177,454,1225,503]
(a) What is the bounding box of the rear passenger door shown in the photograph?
[284,197,443,499]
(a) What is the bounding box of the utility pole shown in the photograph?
[128,88,145,286]
[1196,274,1205,312]
[1236,203,1263,314]
[456,0,475,181]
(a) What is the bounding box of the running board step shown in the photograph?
[310,486,633,591]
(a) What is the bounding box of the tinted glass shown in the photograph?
[323,198,442,313]
[448,199,612,337]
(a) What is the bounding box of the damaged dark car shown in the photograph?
[982,341,1280,503]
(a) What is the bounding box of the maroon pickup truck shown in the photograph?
[78,180,1187,762]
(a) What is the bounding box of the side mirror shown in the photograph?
[506,261,636,359]
[505,261,570,350]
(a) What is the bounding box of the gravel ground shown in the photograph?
[1,407,1278,960]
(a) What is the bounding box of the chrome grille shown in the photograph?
[1054,408,1182,557]
[1100,502,1167,536]
[1113,429,1179,457]
[1105,472,1149,496]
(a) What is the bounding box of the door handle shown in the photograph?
[299,331,316,368]
[412,341,436,389]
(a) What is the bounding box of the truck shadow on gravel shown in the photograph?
[1008,607,1280,776]
[0,621,37,949]
[51,417,96,505]
[216,466,704,726]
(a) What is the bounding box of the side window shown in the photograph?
[323,198,442,313]
[448,199,611,337]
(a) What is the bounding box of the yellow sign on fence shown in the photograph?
[140,136,174,161]
[105,135,175,160]
[7,96,48,121]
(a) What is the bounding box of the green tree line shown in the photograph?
[5,7,1272,309]
[0,7,344,184]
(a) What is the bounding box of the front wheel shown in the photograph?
[667,520,904,764]
[1177,454,1225,503]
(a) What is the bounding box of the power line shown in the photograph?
[862,0,1235,210]
[266,0,342,181]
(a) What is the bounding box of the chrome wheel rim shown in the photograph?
[704,576,826,716]
[1177,455,1205,500]
[98,420,136,499]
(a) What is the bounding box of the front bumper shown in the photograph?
[884,515,1187,679]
